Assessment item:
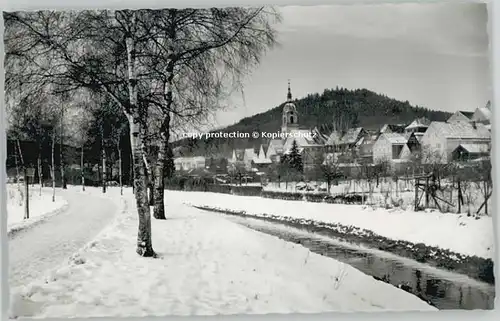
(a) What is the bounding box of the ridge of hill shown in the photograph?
[172,87,452,157]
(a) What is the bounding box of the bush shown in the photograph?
[231,185,263,196]
[304,193,331,203]
[262,190,303,201]
[208,184,232,194]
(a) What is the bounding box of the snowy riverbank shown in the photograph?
[172,191,494,260]
[9,190,435,318]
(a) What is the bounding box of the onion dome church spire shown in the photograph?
[287,79,292,101]
[282,80,299,134]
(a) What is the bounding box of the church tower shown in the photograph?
[281,80,299,134]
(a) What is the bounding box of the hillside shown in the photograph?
[172,87,452,157]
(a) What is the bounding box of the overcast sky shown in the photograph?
[213,2,491,129]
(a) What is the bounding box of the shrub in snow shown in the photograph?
[231,185,263,196]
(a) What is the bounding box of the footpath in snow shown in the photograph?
[6,185,68,234]
[171,191,494,259]
[9,191,434,318]
[9,187,119,290]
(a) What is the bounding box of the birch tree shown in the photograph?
[4,7,279,257]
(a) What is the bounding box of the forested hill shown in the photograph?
[172,87,452,157]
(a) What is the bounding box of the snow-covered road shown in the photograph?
[9,190,117,288]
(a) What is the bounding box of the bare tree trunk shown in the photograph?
[24,169,29,219]
[102,146,107,194]
[51,133,56,202]
[14,140,23,205]
[60,108,67,189]
[484,180,489,215]
[16,140,29,219]
[148,166,154,206]
[37,153,42,196]
[153,125,169,220]
[130,153,134,194]
[126,32,155,257]
[97,159,102,188]
[81,145,85,191]
[118,142,123,196]
[17,139,24,167]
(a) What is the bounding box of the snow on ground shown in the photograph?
[9,187,119,290]
[172,191,494,259]
[6,184,68,233]
[10,190,435,318]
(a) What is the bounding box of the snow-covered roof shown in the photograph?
[244,148,256,159]
[174,156,206,163]
[405,118,431,130]
[471,156,491,162]
[325,131,342,146]
[381,133,407,144]
[267,139,284,154]
[456,143,490,154]
[429,121,490,139]
[380,124,406,134]
[473,107,492,123]
[339,127,364,145]
[311,127,329,145]
[392,159,411,164]
[252,157,272,164]
[282,129,323,153]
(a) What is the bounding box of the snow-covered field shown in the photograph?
[6,184,68,234]
[9,189,435,318]
[173,191,494,259]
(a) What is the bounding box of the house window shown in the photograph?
[392,145,403,159]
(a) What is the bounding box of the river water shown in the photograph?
[222,214,495,310]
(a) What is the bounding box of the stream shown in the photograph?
[220,213,495,310]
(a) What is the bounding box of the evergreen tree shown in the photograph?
[288,140,303,173]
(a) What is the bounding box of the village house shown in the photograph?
[447,110,474,123]
[404,117,430,140]
[451,144,490,162]
[357,133,378,164]
[229,148,256,171]
[252,144,272,170]
[265,139,284,163]
[372,133,409,164]
[379,123,407,135]
[419,121,490,164]
[471,105,492,125]
[372,132,417,172]
[174,156,206,172]
[325,127,368,155]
